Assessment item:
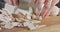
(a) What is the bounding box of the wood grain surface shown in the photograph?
[0,16,60,32]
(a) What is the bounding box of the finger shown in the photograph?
[33,0,37,3]
[38,0,45,16]
[4,0,13,5]
[44,8,51,18]
[45,0,59,18]
[38,0,45,9]
[13,0,19,7]
[40,0,52,18]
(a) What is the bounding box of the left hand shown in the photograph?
[33,0,59,18]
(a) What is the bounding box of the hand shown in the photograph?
[33,0,59,18]
[4,0,19,7]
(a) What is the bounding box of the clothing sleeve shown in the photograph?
[56,1,60,8]
[0,0,4,2]
[0,0,5,9]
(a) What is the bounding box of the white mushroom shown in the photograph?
[50,6,59,16]
[4,3,17,14]
[35,25,46,28]
[31,20,41,24]
[18,23,23,27]
[23,21,36,30]
[15,8,29,16]
[0,9,15,22]
[11,22,19,27]
[1,22,14,29]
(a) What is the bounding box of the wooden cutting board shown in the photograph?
[0,16,60,32]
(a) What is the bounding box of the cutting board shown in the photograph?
[0,16,60,32]
[0,9,60,32]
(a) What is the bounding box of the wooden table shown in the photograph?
[0,16,60,32]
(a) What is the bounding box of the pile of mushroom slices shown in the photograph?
[0,8,46,30]
[13,6,46,30]
[0,5,59,30]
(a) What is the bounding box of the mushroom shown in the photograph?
[50,6,59,16]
